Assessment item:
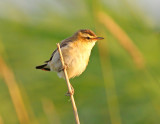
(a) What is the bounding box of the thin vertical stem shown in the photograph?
[56,43,80,124]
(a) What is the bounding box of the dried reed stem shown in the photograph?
[0,57,30,124]
[98,11,145,69]
[56,43,80,124]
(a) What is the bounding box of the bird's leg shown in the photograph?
[63,64,68,70]
[65,84,74,96]
[58,64,68,72]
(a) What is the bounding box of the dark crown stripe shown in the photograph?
[80,29,96,36]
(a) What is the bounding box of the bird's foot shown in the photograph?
[65,84,74,96]
[58,64,68,72]
[63,64,68,70]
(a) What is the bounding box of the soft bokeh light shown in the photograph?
[0,0,160,124]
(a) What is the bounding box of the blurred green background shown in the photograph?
[0,0,160,124]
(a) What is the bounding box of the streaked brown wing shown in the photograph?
[45,37,73,63]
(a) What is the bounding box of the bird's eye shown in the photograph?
[86,37,90,39]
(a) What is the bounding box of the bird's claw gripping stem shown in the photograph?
[63,64,67,70]
[58,64,68,72]
[65,84,74,96]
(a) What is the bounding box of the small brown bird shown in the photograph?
[36,29,104,79]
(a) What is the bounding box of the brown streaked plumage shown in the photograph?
[36,29,104,79]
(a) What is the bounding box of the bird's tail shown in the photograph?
[35,64,50,71]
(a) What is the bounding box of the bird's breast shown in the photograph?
[62,42,95,78]
[50,41,95,79]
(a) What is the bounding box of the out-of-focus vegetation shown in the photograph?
[0,0,160,124]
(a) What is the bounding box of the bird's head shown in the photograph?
[74,29,104,42]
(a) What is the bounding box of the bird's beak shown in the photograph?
[94,37,104,40]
